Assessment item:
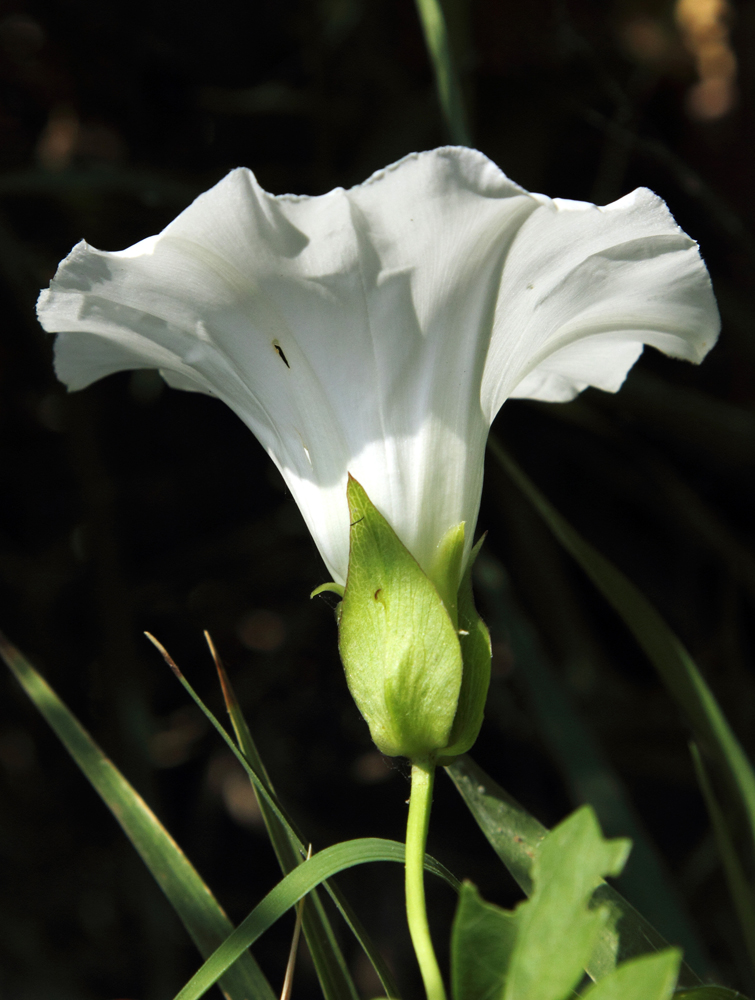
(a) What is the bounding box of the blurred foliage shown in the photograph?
[0,0,754,997]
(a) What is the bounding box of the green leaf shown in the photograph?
[339,475,463,759]
[452,808,633,1000]
[446,754,702,989]
[451,881,519,1000]
[173,837,457,1000]
[0,631,276,1000]
[488,438,755,942]
[503,807,629,1000]
[581,950,681,1000]
[211,637,399,1000]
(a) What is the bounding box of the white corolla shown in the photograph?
[37,146,719,588]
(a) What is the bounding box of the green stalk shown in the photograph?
[413,0,471,146]
[406,759,447,1000]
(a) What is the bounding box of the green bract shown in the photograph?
[337,477,491,762]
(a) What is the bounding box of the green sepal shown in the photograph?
[437,535,492,765]
[311,581,345,599]
[338,476,463,759]
[428,521,466,629]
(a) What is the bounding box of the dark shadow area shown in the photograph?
[0,0,753,996]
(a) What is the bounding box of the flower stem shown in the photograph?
[406,758,447,1000]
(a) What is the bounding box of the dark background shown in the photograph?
[0,0,754,997]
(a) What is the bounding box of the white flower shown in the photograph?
[37,147,719,586]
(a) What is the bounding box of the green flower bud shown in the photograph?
[335,476,491,762]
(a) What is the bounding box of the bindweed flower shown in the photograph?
[37,146,719,760]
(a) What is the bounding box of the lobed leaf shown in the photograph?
[488,437,755,973]
[446,754,701,989]
[581,950,681,1000]
[451,807,676,1000]
[500,807,629,1000]
[451,881,518,1000]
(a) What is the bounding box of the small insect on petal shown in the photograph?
[272,340,290,368]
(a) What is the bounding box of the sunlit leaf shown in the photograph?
[451,881,518,1000]
[499,806,629,1000]
[446,754,701,989]
[581,950,681,1000]
[451,808,678,1000]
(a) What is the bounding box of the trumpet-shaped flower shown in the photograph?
[37,147,719,589]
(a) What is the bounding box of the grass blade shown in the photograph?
[0,630,276,1000]
[147,635,459,992]
[474,552,710,975]
[280,860,307,1000]
[174,837,456,1000]
[690,743,755,973]
[413,0,470,144]
[145,631,465,905]
[487,437,755,865]
[446,754,702,988]
[207,632,398,1000]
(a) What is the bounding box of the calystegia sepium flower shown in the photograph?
[38,146,719,760]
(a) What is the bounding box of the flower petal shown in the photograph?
[482,187,719,413]
[38,151,538,583]
[38,148,719,585]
